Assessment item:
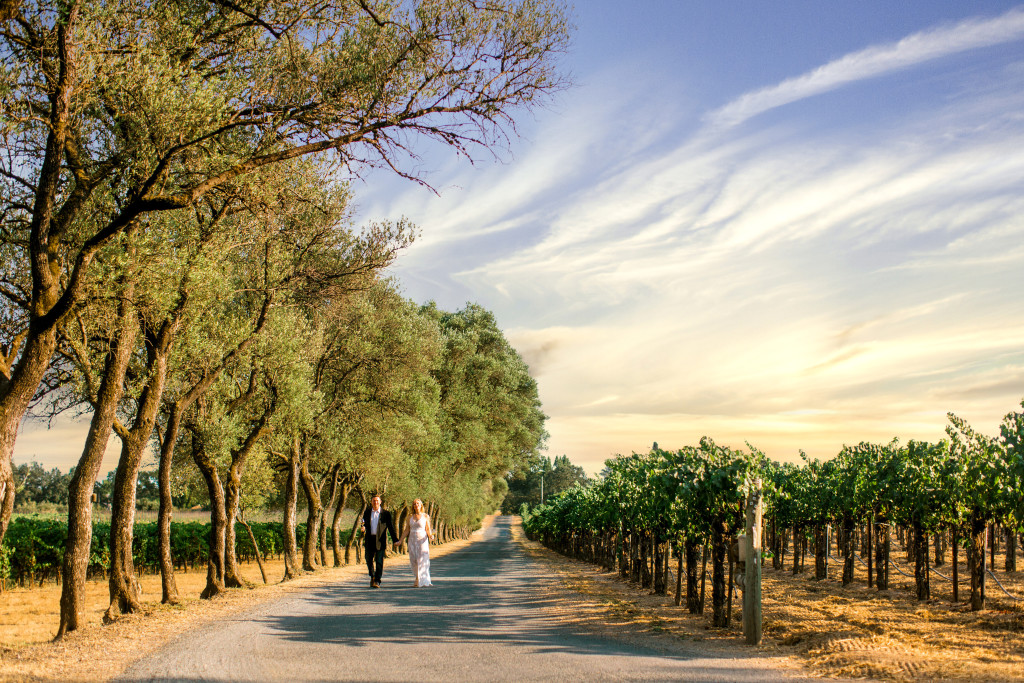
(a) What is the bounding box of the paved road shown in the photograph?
[121,517,821,682]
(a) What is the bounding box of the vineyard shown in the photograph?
[522,402,1024,630]
[0,517,333,590]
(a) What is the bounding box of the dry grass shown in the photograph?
[0,556,287,649]
[0,523,489,683]
[511,526,1024,683]
[763,555,1024,682]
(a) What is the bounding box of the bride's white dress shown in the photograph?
[408,514,432,587]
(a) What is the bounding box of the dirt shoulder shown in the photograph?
[510,524,1024,683]
[0,521,492,683]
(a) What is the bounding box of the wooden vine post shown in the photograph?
[742,479,763,645]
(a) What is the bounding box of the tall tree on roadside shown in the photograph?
[0,0,573,557]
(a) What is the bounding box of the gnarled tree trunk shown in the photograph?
[282,437,301,580]
[192,430,227,599]
[345,494,366,565]
[299,443,323,572]
[57,290,137,638]
[332,475,358,566]
[224,397,274,588]
[106,314,176,621]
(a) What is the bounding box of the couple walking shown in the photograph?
[361,495,435,588]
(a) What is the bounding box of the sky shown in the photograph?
[357,0,1024,475]
[15,1,1024,477]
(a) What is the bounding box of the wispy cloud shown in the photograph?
[707,6,1024,128]
[364,8,1024,473]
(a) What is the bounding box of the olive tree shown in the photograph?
[0,0,572,565]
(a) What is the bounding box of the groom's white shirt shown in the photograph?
[370,509,380,535]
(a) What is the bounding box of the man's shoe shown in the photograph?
[371,581,380,588]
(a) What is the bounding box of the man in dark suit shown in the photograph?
[361,494,398,588]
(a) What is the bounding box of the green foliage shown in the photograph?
[524,397,1024,549]
[11,463,73,506]
[0,517,323,589]
[502,453,589,513]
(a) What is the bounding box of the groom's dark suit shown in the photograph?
[362,506,398,586]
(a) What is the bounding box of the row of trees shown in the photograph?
[502,453,589,513]
[1,0,571,639]
[11,463,160,509]
[524,403,1024,627]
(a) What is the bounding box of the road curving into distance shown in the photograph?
[120,516,826,682]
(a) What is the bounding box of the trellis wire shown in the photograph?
[826,552,1021,600]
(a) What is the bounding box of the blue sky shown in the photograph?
[16,2,1024,476]
[358,1,1024,474]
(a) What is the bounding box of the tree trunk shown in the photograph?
[1005,528,1017,572]
[0,2,80,556]
[238,514,267,584]
[223,405,272,589]
[630,530,641,583]
[298,444,323,572]
[345,494,366,566]
[106,317,175,621]
[331,476,355,567]
[867,517,873,588]
[674,545,683,606]
[685,539,701,613]
[639,531,649,587]
[157,405,182,605]
[619,527,630,579]
[653,533,666,594]
[913,522,930,600]
[396,505,410,554]
[772,517,782,570]
[282,438,301,580]
[320,465,342,567]
[56,293,137,638]
[792,527,801,575]
[952,527,960,603]
[157,296,271,601]
[192,433,227,599]
[842,516,855,586]
[778,523,787,571]
[699,544,708,614]
[875,519,889,591]
[711,518,728,627]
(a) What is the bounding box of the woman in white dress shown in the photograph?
[399,499,435,587]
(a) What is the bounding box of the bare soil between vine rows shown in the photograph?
[511,530,1024,682]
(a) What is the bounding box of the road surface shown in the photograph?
[121,517,822,682]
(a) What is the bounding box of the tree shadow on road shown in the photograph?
[259,520,692,660]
